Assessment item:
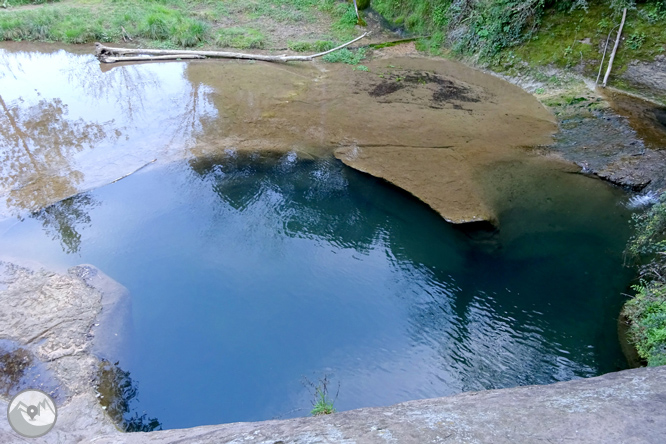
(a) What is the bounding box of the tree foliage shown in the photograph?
[373,0,665,58]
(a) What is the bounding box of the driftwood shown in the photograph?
[602,8,627,88]
[95,32,370,64]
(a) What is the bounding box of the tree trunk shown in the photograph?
[602,8,627,88]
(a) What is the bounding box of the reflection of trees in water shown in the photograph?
[63,57,216,147]
[31,193,97,254]
[175,80,215,140]
[189,152,380,251]
[163,65,217,152]
[0,95,115,213]
[62,57,160,122]
[0,50,25,81]
[96,360,162,433]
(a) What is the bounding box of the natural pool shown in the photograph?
[1,151,635,429]
[0,44,635,430]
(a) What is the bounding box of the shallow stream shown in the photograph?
[0,44,636,430]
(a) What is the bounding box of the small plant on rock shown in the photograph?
[303,374,339,416]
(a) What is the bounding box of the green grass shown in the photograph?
[288,39,335,53]
[306,375,337,416]
[310,388,335,416]
[4,0,60,6]
[0,3,210,45]
[322,47,366,64]
[215,27,265,49]
[0,0,356,48]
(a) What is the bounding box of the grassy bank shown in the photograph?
[0,0,358,48]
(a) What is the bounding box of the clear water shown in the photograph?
[0,151,634,429]
[0,44,636,430]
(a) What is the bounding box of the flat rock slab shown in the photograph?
[89,366,665,444]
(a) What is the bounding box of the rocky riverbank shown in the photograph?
[497,66,666,195]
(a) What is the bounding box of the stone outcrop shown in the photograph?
[10,366,664,443]
[622,55,666,105]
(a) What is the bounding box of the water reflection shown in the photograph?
[0,45,635,429]
[184,153,628,411]
[31,194,97,254]
[62,56,160,122]
[190,152,380,251]
[0,45,216,218]
[0,95,112,212]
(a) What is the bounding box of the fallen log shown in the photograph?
[95,32,370,64]
[101,54,206,63]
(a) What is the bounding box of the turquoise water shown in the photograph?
[0,44,637,431]
[0,151,634,429]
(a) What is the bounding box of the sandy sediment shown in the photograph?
[188,56,557,223]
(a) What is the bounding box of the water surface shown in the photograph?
[0,151,634,429]
[0,44,635,430]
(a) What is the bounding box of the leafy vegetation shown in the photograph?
[628,193,666,257]
[624,282,666,366]
[624,192,666,367]
[372,0,666,71]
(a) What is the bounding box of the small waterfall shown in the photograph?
[627,190,659,209]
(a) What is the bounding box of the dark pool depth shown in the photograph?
[0,150,634,429]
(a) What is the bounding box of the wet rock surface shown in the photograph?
[0,262,125,442]
[550,108,665,191]
[533,88,666,194]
